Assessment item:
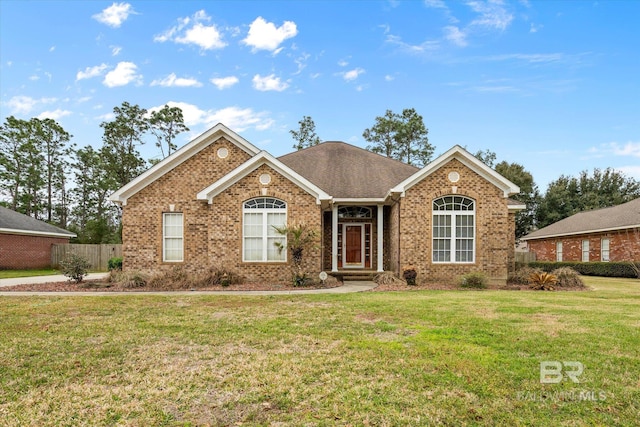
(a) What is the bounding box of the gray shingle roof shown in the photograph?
[522,197,640,240]
[0,206,76,238]
[278,142,419,198]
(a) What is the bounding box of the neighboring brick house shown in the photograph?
[522,198,640,263]
[0,206,76,269]
[109,123,522,284]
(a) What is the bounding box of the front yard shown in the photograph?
[0,277,638,425]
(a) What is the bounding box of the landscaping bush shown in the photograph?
[59,253,91,283]
[402,265,417,285]
[147,267,191,290]
[111,271,148,288]
[508,266,544,285]
[529,261,640,278]
[195,267,243,288]
[458,271,488,289]
[108,257,123,271]
[551,267,586,288]
[529,272,557,291]
[374,271,406,285]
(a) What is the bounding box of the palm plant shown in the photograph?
[273,223,317,286]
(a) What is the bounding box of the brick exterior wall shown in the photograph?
[121,136,322,282]
[398,159,515,285]
[0,233,69,269]
[527,228,640,262]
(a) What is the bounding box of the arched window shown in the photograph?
[432,196,475,263]
[243,197,287,262]
[338,206,372,218]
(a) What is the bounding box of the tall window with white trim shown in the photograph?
[582,240,590,262]
[243,197,287,262]
[163,213,183,262]
[556,241,563,262]
[432,196,475,263]
[601,238,610,262]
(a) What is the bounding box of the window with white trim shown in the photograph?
[243,197,287,262]
[432,196,475,263]
[601,238,610,262]
[582,240,590,262]
[556,241,563,262]
[163,213,183,262]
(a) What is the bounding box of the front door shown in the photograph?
[343,224,364,268]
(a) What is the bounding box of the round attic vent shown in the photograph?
[217,147,229,159]
[448,171,460,183]
[259,173,272,185]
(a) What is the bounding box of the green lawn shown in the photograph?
[0,277,638,426]
[0,269,59,279]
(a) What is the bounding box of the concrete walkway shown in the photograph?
[0,274,377,296]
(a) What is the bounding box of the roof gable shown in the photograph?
[196,151,331,204]
[522,197,640,240]
[391,145,520,198]
[278,142,419,200]
[109,123,261,205]
[0,206,76,238]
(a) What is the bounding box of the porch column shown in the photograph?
[332,204,338,272]
[377,204,384,272]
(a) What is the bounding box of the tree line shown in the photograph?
[290,110,640,239]
[1,104,638,244]
[0,102,188,243]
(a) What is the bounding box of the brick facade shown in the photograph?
[0,233,68,269]
[119,132,518,285]
[398,159,515,284]
[527,228,640,262]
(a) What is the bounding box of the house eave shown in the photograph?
[0,227,76,238]
[521,224,640,241]
[108,123,261,206]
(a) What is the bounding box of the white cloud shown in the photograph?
[605,141,640,158]
[444,25,468,46]
[155,10,226,51]
[243,17,297,52]
[29,75,39,81]
[341,68,365,82]
[37,109,72,120]
[49,46,56,52]
[252,74,289,91]
[467,0,513,31]
[385,33,440,55]
[103,61,142,87]
[111,46,122,56]
[385,75,395,81]
[617,165,640,181]
[210,76,239,90]
[92,2,135,28]
[337,59,349,67]
[150,73,202,87]
[5,96,56,114]
[76,63,109,81]
[149,101,274,132]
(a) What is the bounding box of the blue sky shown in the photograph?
[1,0,638,191]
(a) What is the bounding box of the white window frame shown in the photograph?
[582,239,590,262]
[242,197,287,262]
[432,196,475,264]
[556,241,563,262]
[163,212,184,262]
[601,238,610,262]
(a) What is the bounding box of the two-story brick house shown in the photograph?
[109,123,522,284]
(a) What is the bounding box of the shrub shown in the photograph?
[59,253,91,283]
[551,267,586,288]
[374,271,406,285]
[529,272,557,291]
[529,261,640,278]
[195,267,243,288]
[147,267,191,290]
[402,265,417,285]
[111,271,148,288]
[508,266,544,285]
[108,257,123,271]
[458,272,488,289]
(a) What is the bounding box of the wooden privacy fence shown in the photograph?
[515,251,536,264]
[52,244,122,271]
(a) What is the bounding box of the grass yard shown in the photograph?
[0,277,638,426]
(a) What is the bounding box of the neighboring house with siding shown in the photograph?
[521,198,640,262]
[109,123,522,284]
[0,206,76,269]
